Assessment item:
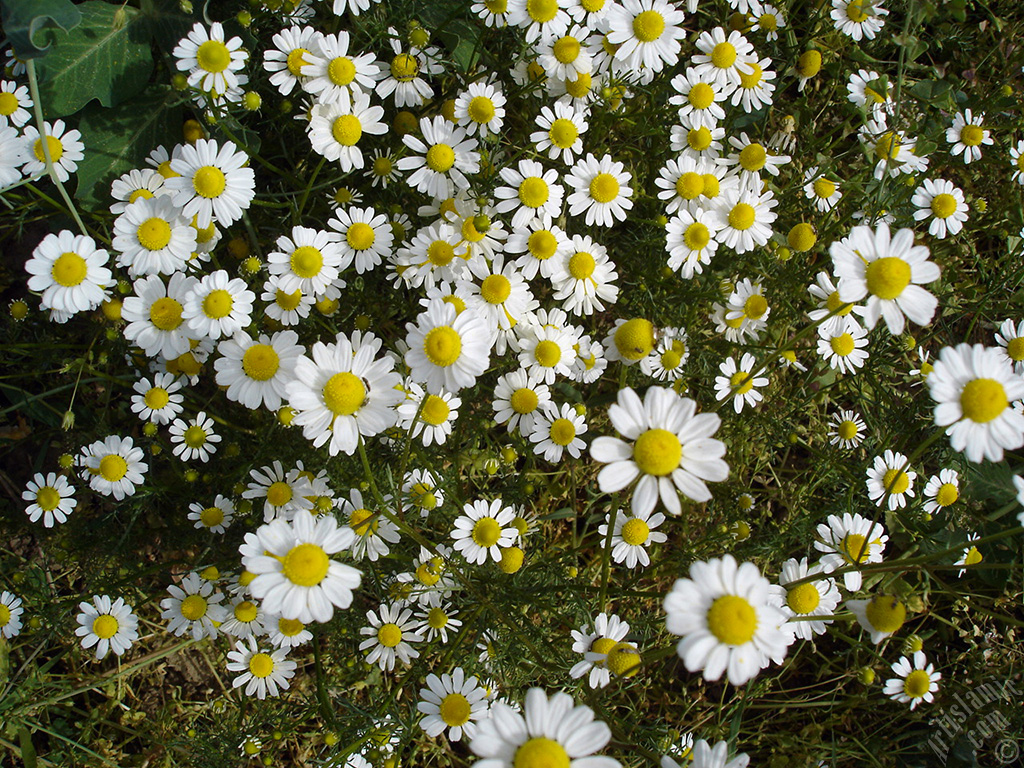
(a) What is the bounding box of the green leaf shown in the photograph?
[17,726,37,768]
[908,79,951,105]
[34,1,153,118]
[0,0,82,60]
[74,86,181,209]
[138,0,201,56]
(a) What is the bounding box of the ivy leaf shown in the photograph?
[0,0,82,60]
[34,1,153,118]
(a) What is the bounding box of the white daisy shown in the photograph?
[671,122,726,160]
[21,119,84,183]
[767,558,841,641]
[188,494,235,534]
[866,450,916,510]
[393,222,467,289]
[25,230,112,317]
[606,0,686,75]
[817,323,869,374]
[730,55,777,114]
[168,411,221,462]
[173,21,248,95]
[262,25,319,95]
[803,167,843,212]
[911,178,969,239]
[669,68,729,130]
[530,99,588,165]
[0,122,27,187]
[112,195,195,277]
[80,435,147,500]
[690,27,756,91]
[0,591,24,639]
[492,369,553,437]
[506,0,572,44]
[358,602,424,671]
[676,739,749,768]
[807,271,859,337]
[549,234,620,316]
[451,498,518,565]
[708,186,777,254]
[417,668,489,742]
[329,205,394,274]
[397,382,461,447]
[494,158,566,231]
[243,460,314,523]
[375,36,441,108]
[122,273,197,359]
[599,507,667,569]
[946,109,991,163]
[405,300,492,394]
[398,115,480,199]
[182,269,254,341]
[453,80,507,138]
[0,79,32,127]
[262,274,314,326]
[402,468,445,516]
[831,0,888,41]
[715,353,769,413]
[22,472,77,527]
[529,402,587,462]
[665,208,722,279]
[226,637,297,699]
[883,651,940,710]
[340,488,400,562]
[814,512,887,591]
[265,614,313,649]
[160,572,228,640]
[640,327,690,382]
[570,612,632,689]
[565,152,633,227]
[994,318,1024,374]
[75,595,139,660]
[300,30,379,102]
[306,90,387,172]
[166,138,255,228]
[214,330,303,412]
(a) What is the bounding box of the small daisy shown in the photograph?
[75,595,139,660]
[565,153,633,227]
[866,450,916,510]
[591,386,729,515]
[548,234,620,316]
[884,652,940,710]
[492,369,552,437]
[814,512,887,591]
[402,468,445,516]
[928,343,1024,462]
[0,122,27,187]
[188,495,235,533]
[398,115,480,199]
[831,0,888,41]
[847,69,891,110]
[753,3,786,39]
[670,123,726,160]
[451,498,518,565]
[21,119,85,183]
[243,460,314,522]
[25,230,112,317]
[367,148,401,188]
[330,206,396,275]
[494,158,566,231]
[1010,140,1024,185]
[529,402,588,462]
[80,435,147,500]
[226,637,297,699]
[169,411,221,462]
[182,269,254,341]
[262,25,319,95]
[664,554,789,686]
[265,614,313,649]
[261,275,313,326]
[599,507,667,569]
[946,109,992,163]
[393,222,467,289]
[0,592,24,639]
[994,318,1024,373]
[418,668,489,742]
[807,271,859,337]
[300,30,379,103]
[517,324,577,385]
[307,91,388,173]
[690,27,756,91]
[405,300,492,394]
[505,216,567,281]
[724,277,771,336]
[768,558,841,641]
[506,0,572,44]
[22,472,77,527]
[0,79,32,127]
[160,572,228,640]
[570,612,632,689]
[818,323,870,374]
[166,138,255,228]
[803,167,843,212]
[454,80,506,138]
[340,488,401,562]
[911,178,969,239]
[709,186,777,254]
[721,132,790,185]
[414,593,463,643]
[173,22,248,96]
[669,68,729,130]
[730,55,777,114]
[358,602,423,671]
[665,208,722,279]
[606,0,686,75]
[397,383,461,447]
[715,353,769,413]
[375,38,438,108]
[531,100,588,165]
[828,409,867,449]
[922,468,959,516]
[215,330,304,412]
[640,327,690,382]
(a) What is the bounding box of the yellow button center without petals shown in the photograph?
[92,614,119,639]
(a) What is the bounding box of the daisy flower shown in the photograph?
[884,652,940,710]
[655,155,726,216]
[1010,140,1024,185]
[265,614,313,649]
[182,269,254,341]
[375,37,438,108]
[0,592,24,639]
[768,558,841,641]
[215,330,303,411]
[454,80,506,138]
[166,138,255,228]
[954,532,983,576]
[0,79,32,127]
[358,602,423,671]
[922,468,959,516]
[262,25,319,95]
[518,325,577,385]
[451,498,518,565]
[549,234,620,316]
[859,119,917,180]
[818,323,869,374]
[724,278,770,335]
[122,274,198,357]
[690,27,756,91]
[0,123,27,187]
[266,226,342,295]
[505,216,567,281]
[570,612,632,689]
[80,435,148,500]
[867,450,916,510]
[418,668,489,742]
[21,119,84,183]
[669,68,729,131]
[665,208,722,279]
[402,468,445,516]
[709,186,777,254]
[831,0,888,41]
[169,411,220,463]
[506,0,572,44]
[112,195,196,277]
[414,593,463,643]
[830,222,940,336]
[671,123,726,160]
[398,115,480,199]
[405,300,492,394]
[927,343,1024,462]
[599,507,667,569]
[239,508,361,624]
[188,495,235,533]
[160,572,228,640]
[591,386,729,515]
[397,383,461,447]
[846,68,891,110]
[531,98,588,165]
[664,554,790,685]
[715,353,768,413]
[173,22,248,95]
[753,3,786,39]
[262,274,313,326]
[814,512,888,591]
[307,91,387,172]
[828,409,867,449]
[537,25,593,81]
[393,222,467,289]
[565,153,633,227]
[366,148,401,188]
[243,460,314,522]
[227,637,297,700]
[300,30,379,103]
[468,688,619,767]
[721,132,790,185]
[606,0,686,75]
[22,472,76,527]
[946,109,991,163]
[911,178,969,239]
[803,167,843,212]
[730,56,777,114]
[848,594,908,644]
[25,230,112,317]
[529,402,588,462]
[494,159,566,231]
[492,369,552,436]
[994,318,1024,373]
[286,331,404,456]
[461,255,537,337]
[640,327,690,382]
[675,739,749,768]
[75,595,139,660]
[807,270,859,337]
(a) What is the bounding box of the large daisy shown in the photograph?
[166,139,256,228]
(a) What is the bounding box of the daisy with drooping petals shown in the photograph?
[173,22,248,95]
[599,507,667,569]
[398,116,480,199]
[169,411,221,463]
[215,330,304,411]
[665,208,721,279]
[451,498,518,565]
[591,386,729,516]
[927,343,1024,462]
[23,472,77,527]
[166,139,255,228]
[468,688,620,768]
[21,119,85,183]
[884,652,940,710]
[341,488,400,562]
[418,668,489,742]
[665,554,789,686]
[405,300,492,394]
[912,178,968,239]
[240,508,361,624]
[359,602,423,671]
[570,612,632,689]
[454,80,507,138]
[715,353,768,413]
[182,269,255,341]
[160,572,228,640]
[814,512,887,591]
[25,230,112,318]
[565,153,633,227]
[866,450,916,509]
[75,595,139,660]
[828,409,867,449]
[831,0,888,41]
[830,222,940,336]
[531,100,588,165]
[227,636,297,699]
[112,196,196,277]
[768,558,841,641]
[0,592,24,639]
[81,435,148,500]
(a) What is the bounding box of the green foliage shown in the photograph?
[0,0,82,60]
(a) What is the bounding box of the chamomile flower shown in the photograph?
[831,0,888,40]
[300,30,379,102]
[494,159,566,231]
[173,22,248,96]
[182,269,254,341]
[112,195,197,277]
[753,4,786,39]
[405,300,492,394]
[731,55,777,114]
[26,230,112,317]
[244,461,314,522]
[21,120,85,183]
[691,27,756,91]
[398,116,480,199]
[518,324,577,384]
[81,435,148,500]
[367,148,401,188]
[570,613,631,689]
[451,498,518,565]
[806,271,859,337]
[188,495,235,533]
[1010,140,1024,185]
[724,278,770,335]
[227,637,297,699]
[605,0,686,75]
[565,153,633,227]
[665,554,789,686]
[828,409,867,449]
[215,330,303,412]
[715,353,768,413]
[402,469,445,516]
[329,206,394,274]
[307,91,388,172]
[927,343,1024,462]
[846,69,891,111]
[418,668,489,742]
[911,178,969,239]
[537,25,594,81]
[338,488,399,562]
[161,572,228,640]
[859,119,916,180]
[818,323,869,374]
[261,275,313,326]
[397,382,461,447]
[262,25,319,95]
[922,469,959,516]
[359,602,423,671]
[946,109,991,163]
[240,508,361,624]
[641,327,690,382]
[0,592,24,639]
[23,472,77,527]
[394,222,467,289]
[166,138,255,228]
[884,652,940,710]
[265,614,313,649]
[454,80,507,138]
[169,411,221,463]
[76,595,139,660]
[866,450,916,510]
[591,386,729,515]
[548,234,619,316]
[530,402,588,462]
[768,558,841,641]
[830,222,940,336]
[505,216,566,281]
[721,133,790,186]
[710,186,777,254]
[814,512,888,591]
[506,0,572,43]
[492,369,552,436]
[0,122,26,186]
[376,38,438,108]
[600,507,667,569]
[665,208,722,278]
[473,0,511,26]
[799,166,842,213]
[955,532,983,576]
[468,688,619,767]
[671,123,726,160]
[531,99,588,165]
[0,79,31,127]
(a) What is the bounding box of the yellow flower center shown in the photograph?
[197,40,231,73]
[534,340,561,368]
[128,188,154,204]
[632,10,665,42]
[589,172,619,203]
[510,387,539,413]
[248,652,275,678]
[322,372,366,416]
[464,97,495,127]
[427,239,455,266]
[797,49,822,77]
[864,595,906,634]
[621,517,650,545]
[711,41,737,69]
[676,171,704,200]
[179,594,208,621]
[935,482,958,507]
[568,250,596,279]
[738,62,763,89]
[632,428,682,476]
[192,166,226,198]
[481,274,512,304]
[826,291,853,315]
[472,517,502,547]
[683,222,710,250]
[959,378,1007,422]
[903,669,932,697]
[549,118,578,148]
[0,91,18,116]
[282,542,330,587]
[1005,337,1024,361]
[591,636,617,657]
[424,326,462,366]
[846,0,869,22]
[707,595,757,645]
[242,343,280,381]
[744,294,768,319]
[202,289,233,319]
[427,606,449,629]
[614,318,656,360]
[347,222,376,251]
[200,505,224,527]
[702,173,720,197]
[688,82,714,109]
[730,370,754,394]
[286,48,309,76]
[526,0,558,22]
[275,288,303,311]
[581,0,604,9]
[565,72,592,98]
[349,507,379,536]
[137,218,173,251]
[421,394,451,425]
[426,143,456,172]
[864,257,911,300]
[728,202,756,230]
[278,617,305,636]
[183,425,207,448]
[528,230,558,260]
[99,455,128,482]
[759,12,778,30]
[373,155,393,177]
[327,56,356,86]
[439,693,471,726]
[874,132,901,160]
[882,468,910,495]
[739,143,766,172]
[416,561,442,585]
[51,252,87,287]
[813,178,836,198]
[267,481,292,507]
[234,600,259,622]
[92,614,119,639]
[519,177,550,208]
[831,333,855,356]
[786,583,821,614]
[332,114,362,146]
[607,642,641,677]
[33,135,64,163]
[930,193,958,219]
[35,485,61,511]
[840,532,869,563]
[0,605,11,626]
[390,54,419,81]
[549,417,576,446]
[660,348,682,370]
[514,738,570,768]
